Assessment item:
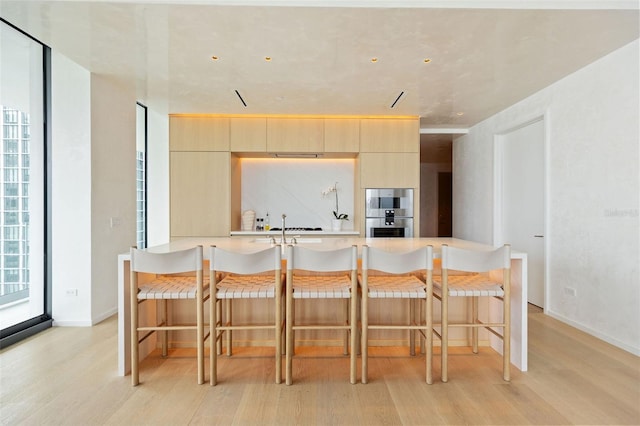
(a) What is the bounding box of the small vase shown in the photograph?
[331,219,343,231]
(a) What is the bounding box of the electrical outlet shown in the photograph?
[564,287,577,297]
[66,288,78,296]
[110,217,122,228]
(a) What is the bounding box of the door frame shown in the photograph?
[493,111,550,310]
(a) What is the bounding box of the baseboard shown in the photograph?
[52,319,93,327]
[92,308,117,325]
[546,309,640,356]
[52,308,117,327]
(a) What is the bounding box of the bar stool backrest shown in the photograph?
[131,246,203,275]
[210,245,281,274]
[363,245,433,274]
[441,244,510,273]
[287,245,357,272]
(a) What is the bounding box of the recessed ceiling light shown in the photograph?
[371,57,378,63]
[423,58,431,63]
[456,112,464,116]
[211,55,219,61]
[265,56,272,62]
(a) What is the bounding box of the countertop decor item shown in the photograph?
[242,210,256,231]
[323,182,349,221]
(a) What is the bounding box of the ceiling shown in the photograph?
[0,1,638,129]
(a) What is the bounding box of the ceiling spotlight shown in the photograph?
[211,55,219,61]
[371,57,378,63]
[456,112,464,116]
[423,58,431,63]
[265,56,272,62]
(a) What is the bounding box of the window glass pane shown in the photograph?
[136,103,147,249]
[0,22,46,332]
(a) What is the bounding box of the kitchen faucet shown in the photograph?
[281,213,287,244]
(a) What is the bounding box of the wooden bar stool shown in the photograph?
[209,245,283,385]
[129,245,208,386]
[434,244,511,382]
[285,245,358,385]
[360,245,434,384]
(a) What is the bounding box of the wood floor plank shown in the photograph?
[1,309,639,425]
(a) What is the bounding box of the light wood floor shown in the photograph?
[1,306,639,425]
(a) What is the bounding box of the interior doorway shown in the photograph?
[437,172,452,236]
[420,135,452,237]
[495,117,546,308]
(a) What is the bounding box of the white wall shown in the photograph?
[51,53,138,326]
[90,74,137,324]
[51,51,92,325]
[146,108,170,246]
[453,39,640,355]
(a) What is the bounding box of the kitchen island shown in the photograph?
[117,237,527,377]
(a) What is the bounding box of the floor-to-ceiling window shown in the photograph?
[0,20,51,347]
[136,102,147,249]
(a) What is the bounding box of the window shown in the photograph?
[4,154,18,167]
[0,20,50,346]
[4,183,18,196]
[4,212,18,225]
[136,103,147,249]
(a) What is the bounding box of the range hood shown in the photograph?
[270,153,323,159]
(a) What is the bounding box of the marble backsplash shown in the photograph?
[240,158,355,231]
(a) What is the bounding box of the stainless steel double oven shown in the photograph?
[365,188,414,238]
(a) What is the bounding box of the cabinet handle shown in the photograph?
[534,235,544,238]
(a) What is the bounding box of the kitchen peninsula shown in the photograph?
[117,237,528,378]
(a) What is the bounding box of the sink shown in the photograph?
[292,238,323,244]
[251,238,276,243]
[251,238,322,244]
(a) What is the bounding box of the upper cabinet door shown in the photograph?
[170,151,230,237]
[230,117,267,152]
[324,119,359,153]
[360,118,419,153]
[359,152,420,188]
[266,118,324,152]
[170,116,230,151]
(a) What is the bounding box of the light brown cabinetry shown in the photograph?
[230,117,267,152]
[169,115,420,238]
[170,116,230,151]
[266,118,324,152]
[170,151,230,237]
[359,152,419,188]
[360,119,419,153]
[324,119,359,152]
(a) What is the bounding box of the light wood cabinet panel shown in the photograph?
[324,119,359,152]
[266,118,324,152]
[359,152,419,188]
[169,117,230,151]
[230,117,267,152]
[170,151,230,237]
[360,119,419,153]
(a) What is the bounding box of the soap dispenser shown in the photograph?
[265,213,270,231]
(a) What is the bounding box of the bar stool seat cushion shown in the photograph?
[364,275,426,299]
[434,274,504,297]
[138,276,209,300]
[216,274,279,299]
[291,274,352,299]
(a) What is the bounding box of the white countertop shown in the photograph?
[123,237,524,259]
[230,230,360,237]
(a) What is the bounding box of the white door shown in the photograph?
[501,119,546,308]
